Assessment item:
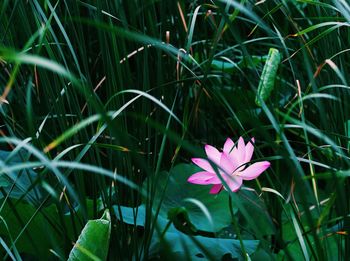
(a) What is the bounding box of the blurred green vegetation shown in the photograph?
[0,0,349,260]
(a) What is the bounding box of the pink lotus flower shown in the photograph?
[188,137,270,194]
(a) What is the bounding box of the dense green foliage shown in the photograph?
[0,0,350,260]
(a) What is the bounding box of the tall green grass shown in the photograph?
[0,0,349,260]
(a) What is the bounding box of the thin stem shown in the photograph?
[229,195,248,260]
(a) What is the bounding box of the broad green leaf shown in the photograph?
[114,205,147,227]
[278,223,341,261]
[336,169,350,178]
[114,204,170,230]
[167,207,198,235]
[68,210,111,261]
[237,190,275,235]
[255,48,281,106]
[115,204,260,260]
[278,203,343,260]
[0,200,61,259]
[0,198,97,259]
[150,228,259,261]
[142,164,274,236]
[0,150,43,202]
[148,163,234,232]
[251,248,275,260]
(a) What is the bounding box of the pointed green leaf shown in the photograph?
[68,210,111,261]
[255,48,281,106]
